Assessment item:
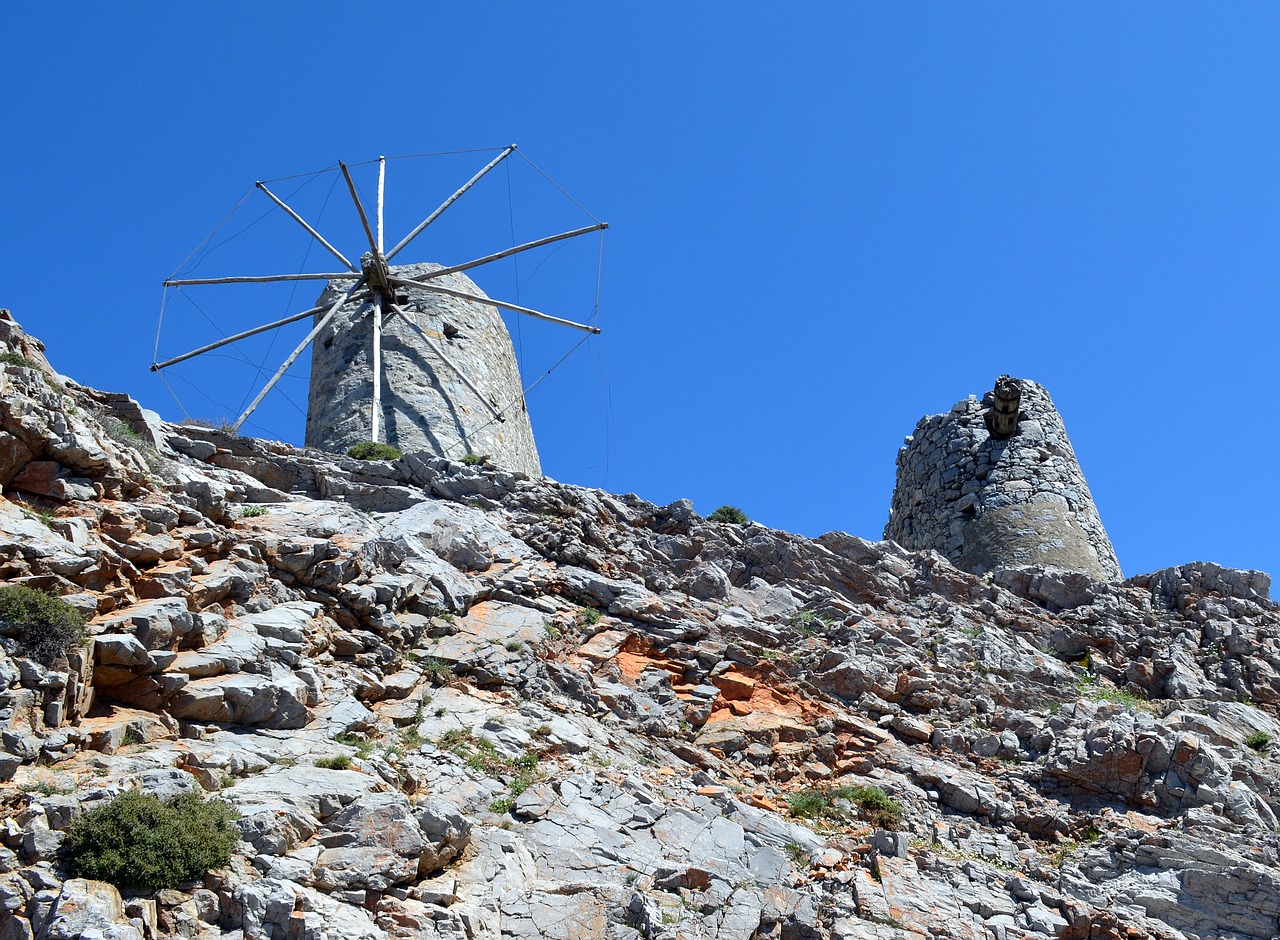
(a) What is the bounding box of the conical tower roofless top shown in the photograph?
[885,376,1121,581]
[305,262,540,475]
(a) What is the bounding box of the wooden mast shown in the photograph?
[372,156,385,444]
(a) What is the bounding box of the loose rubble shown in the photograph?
[0,308,1276,939]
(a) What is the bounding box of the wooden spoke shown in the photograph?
[151,292,372,371]
[384,144,518,262]
[389,277,599,334]
[232,277,368,432]
[255,182,357,273]
[400,222,608,284]
[340,162,380,258]
[164,273,351,287]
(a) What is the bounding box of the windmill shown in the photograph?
[152,147,606,467]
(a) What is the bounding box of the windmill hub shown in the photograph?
[360,252,394,298]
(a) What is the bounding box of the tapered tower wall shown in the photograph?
[305,262,541,477]
[885,378,1121,580]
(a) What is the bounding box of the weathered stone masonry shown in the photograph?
[885,377,1122,580]
[305,262,542,477]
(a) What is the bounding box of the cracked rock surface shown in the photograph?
[0,309,1276,939]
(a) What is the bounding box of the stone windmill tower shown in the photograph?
[153,148,606,478]
[304,262,542,475]
[885,376,1121,580]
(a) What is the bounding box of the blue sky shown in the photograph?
[2,5,1277,586]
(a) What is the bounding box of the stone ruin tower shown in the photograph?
[884,376,1121,580]
[305,262,541,477]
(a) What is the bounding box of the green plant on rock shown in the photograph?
[63,791,239,891]
[784,840,811,867]
[786,790,829,819]
[462,452,485,466]
[420,657,453,685]
[788,783,904,830]
[347,441,402,461]
[0,351,42,371]
[707,505,749,525]
[1245,731,1272,752]
[333,732,376,758]
[844,783,906,829]
[240,506,269,518]
[0,585,85,666]
[578,607,601,627]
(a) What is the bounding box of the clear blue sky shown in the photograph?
[2,5,1277,585]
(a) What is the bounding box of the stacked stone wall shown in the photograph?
[885,379,1121,580]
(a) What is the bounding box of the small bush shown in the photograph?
[788,783,904,829]
[787,790,828,818]
[462,453,485,466]
[63,791,239,891]
[578,607,601,627]
[0,585,85,666]
[347,441,402,461]
[0,351,42,371]
[181,417,238,435]
[240,506,269,518]
[832,784,905,829]
[333,732,376,758]
[315,755,352,770]
[1245,731,1272,752]
[708,505,749,525]
[420,657,453,685]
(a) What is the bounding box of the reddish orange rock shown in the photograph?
[712,671,757,701]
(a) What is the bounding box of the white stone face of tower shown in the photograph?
[305,263,541,477]
[884,378,1121,581]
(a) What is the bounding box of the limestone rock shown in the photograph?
[38,879,143,940]
[0,311,1276,940]
[305,263,541,476]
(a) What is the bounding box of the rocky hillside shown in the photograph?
[0,308,1277,940]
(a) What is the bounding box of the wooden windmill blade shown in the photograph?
[153,147,607,456]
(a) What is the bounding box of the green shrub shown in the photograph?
[420,657,453,685]
[315,755,352,770]
[1245,731,1272,752]
[333,732,376,757]
[578,607,601,627]
[832,784,905,829]
[462,453,485,466]
[786,790,828,818]
[0,351,42,371]
[707,505,749,525]
[347,441,402,461]
[784,840,811,866]
[63,791,239,891]
[788,783,904,829]
[0,585,85,666]
[240,506,269,518]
